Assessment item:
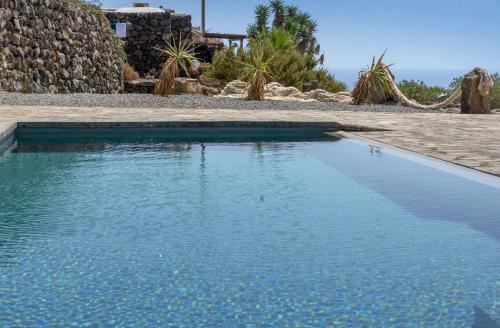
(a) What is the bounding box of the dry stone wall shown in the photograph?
[105,11,192,77]
[0,0,124,93]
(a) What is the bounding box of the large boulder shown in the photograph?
[461,68,494,114]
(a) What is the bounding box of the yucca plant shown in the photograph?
[239,50,273,101]
[154,36,197,97]
[352,52,395,105]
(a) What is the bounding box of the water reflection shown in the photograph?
[474,306,500,328]
[309,140,500,242]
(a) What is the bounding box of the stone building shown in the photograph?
[105,4,192,77]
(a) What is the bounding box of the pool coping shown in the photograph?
[13,120,373,130]
[333,131,500,189]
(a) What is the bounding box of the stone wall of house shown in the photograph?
[0,0,124,93]
[171,13,192,43]
[105,11,192,77]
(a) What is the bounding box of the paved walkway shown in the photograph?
[1,105,499,176]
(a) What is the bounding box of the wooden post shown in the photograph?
[201,0,206,35]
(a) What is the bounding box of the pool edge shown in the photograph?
[334,131,500,189]
[0,122,16,148]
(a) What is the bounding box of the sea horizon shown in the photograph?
[330,68,500,91]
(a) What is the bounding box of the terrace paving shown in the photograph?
[0,105,499,176]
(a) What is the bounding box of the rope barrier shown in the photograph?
[382,67,492,110]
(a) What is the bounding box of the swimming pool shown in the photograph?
[1,128,499,327]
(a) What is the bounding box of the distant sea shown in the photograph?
[330,69,495,91]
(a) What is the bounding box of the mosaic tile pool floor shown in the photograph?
[0,130,499,327]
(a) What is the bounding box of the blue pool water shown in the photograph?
[0,129,499,327]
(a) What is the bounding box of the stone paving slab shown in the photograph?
[1,105,499,176]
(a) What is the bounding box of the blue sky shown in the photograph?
[103,0,500,72]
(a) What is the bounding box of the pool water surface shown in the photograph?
[0,129,499,327]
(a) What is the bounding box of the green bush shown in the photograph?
[305,68,347,93]
[397,80,448,105]
[202,46,245,83]
[492,74,500,108]
[203,29,347,93]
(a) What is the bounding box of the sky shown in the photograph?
[102,0,500,73]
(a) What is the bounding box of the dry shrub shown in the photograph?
[123,63,140,81]
[154,36,197,97]
[246,70,266,100]
[352,53,395,105]
[154,59,178,96]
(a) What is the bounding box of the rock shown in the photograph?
[74,64,83,80]
[266,82,302,97]
[461,68,493,114]
[124,78,157,93]
[34,58,44,70]
[303,80,319,92]
[60,69,70,80]
[198,76,223,89]
[174,78,221,96]
[10,33,21,45]
[13,19,21,31]
[220,80,247,95]
[57,52,66,65]
[218,80,353,103]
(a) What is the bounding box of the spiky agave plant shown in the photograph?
[154,36,197,97]
[352,52,395,105]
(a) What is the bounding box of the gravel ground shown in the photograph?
[0,92,460,113]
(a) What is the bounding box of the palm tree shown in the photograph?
[255,4,270,32]
[286,5,299,19]
[270,0,286,28]
[248,2,324,65]
[294,13,318,51]
[247,24,260,39]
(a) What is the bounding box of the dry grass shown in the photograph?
[154,59,178,96]
[246,70,267,100]
[123,63,140,81]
